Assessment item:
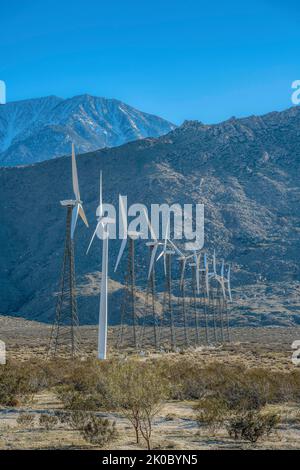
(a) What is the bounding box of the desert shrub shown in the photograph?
[277,370,300,403]
[0,362,36,406]
[80,415,116,446]
[55,358,168,450]
[107,360,169,450]
[56,385,104,411]
[54,358,118,411]
[226,410,280,443]
[16,412,35,429]
[39,413,58,430]
[158,357,209,400]
[57,410,116,447]
[195,397,229,434]
[219,380,267,411]
[161,357,295,410]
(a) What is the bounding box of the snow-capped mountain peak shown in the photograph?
[0,94,175,165]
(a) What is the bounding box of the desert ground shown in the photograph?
[0,315,300,450]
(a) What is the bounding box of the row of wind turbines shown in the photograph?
[48,146,233,360]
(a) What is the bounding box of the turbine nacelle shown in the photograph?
[127,230,143,240]
[60,199,77,207]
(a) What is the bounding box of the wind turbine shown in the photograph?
[205,253,218,342]
[223,263,232,341]
[48,143,88,358]
[209,254,228,343]
[156,222,177,350]
[87,171,115,360]
[197,253,209,344]
[215,261,226,343]
[188,252,202,345]
[175,247,199,348]
[143,209,163,349]
[225,264,232,302]
[114,195,142,349]
[212,249,217,276]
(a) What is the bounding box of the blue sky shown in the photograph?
[0,0,299,124]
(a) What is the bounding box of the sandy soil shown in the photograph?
[0,315,300,449]
[1,392,300,450]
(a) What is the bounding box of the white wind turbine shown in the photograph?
[208,251,226,298]
[143,209,163,281]
[217,259,227,299]
[203,253,210,297]
[156,220,178,349]
[60,143,89,238]
[114,195,142,273]
[86,171,115,360]
[208,253,230,343]
[142,209,164,349]
[156,220,186,275]
[212,249,217,276]
[48,143,89,358]
[114,195,142,348]
[224,264,232,301]
[174,248,199,291]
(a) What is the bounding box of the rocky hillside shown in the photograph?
[1,106,300,325]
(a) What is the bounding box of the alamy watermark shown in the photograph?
[0,80,6,104]
[291,80,300,105]
[96,198,204,251]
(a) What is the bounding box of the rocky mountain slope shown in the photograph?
[0,106,300,326]
[0,94,175,165]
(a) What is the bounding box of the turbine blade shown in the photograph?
[163,253,167,277]
[168,239,183,257]
[78,204,89,228]
[221,260,224,278]
[71,143,80,201]
[114,237,128,272]
[71,204,79,239]
[119,194,127,238]
[213,249,216,275]
[148,244,158,280]
[205,270,210,297]
[156,250,164,261]
[227,264,231,281]
[228,281,232,301]
[143,208,157,241]
[99,171,103,218]
[86,220,102,254]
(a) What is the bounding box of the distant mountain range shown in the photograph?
[0,106,300,326]
[0,94,175,165]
